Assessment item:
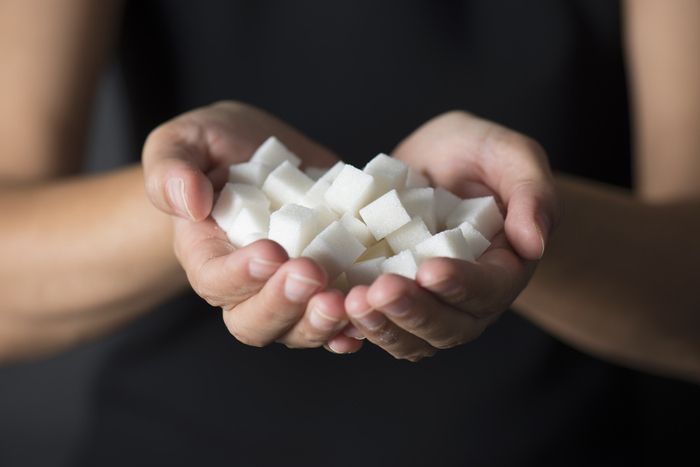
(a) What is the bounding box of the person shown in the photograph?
[1,0,698,465]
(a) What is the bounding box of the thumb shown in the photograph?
[142,120,214,222]
[504,178,561,261]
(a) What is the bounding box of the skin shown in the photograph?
[513,0,700,384]
[0,0,187,364]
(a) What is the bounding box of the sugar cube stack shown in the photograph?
[211,136,505,291]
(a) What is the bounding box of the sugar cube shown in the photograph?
[385,216,432,254]
[261,160,315,211]
[249,136,301,168]
[211,183,271,232]
[413,228,475,264]
[363,153,409,195]
[324,165,379,217]
[457,221,491,259]
[345,257,386,287]
[228,161,273,188]
[446,196,504,240]
[226,206,271,248]
[301,221,366,281]
[313,204,340,232]
[242,232,268,246]
[381,250,418,280]
[268,203,319,258]
[359,189,412,241]
[316,161,346,185]
[355,238,394,263]
[399,187,437,234]
[405,167,431,189]
[434,186,462,231]
[338,212,374,247]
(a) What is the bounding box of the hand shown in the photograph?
[143,101,363,353]
[338,111,562,361]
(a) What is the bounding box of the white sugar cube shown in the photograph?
[405,167,431,189]
[261,160,315,211]
[268,203,319,258]
[399,187,437,234]
[324,165,379,217]
[298,178,331,209]
[434,186,462,231]
[249,136,301,168]
[301,221,366,281]
[359,189,412,241]
[211,183,271,232]
[457,221,491,259]
[226,206,271,248]
[414,228,475,264]
[316,161,346,185]
[313,204,340,232]
[363,153,409,195]
[228,161,273,188]
[242,232,268,246]
[381,250,418,280]
[385,216,432,254]
[345,257,386,287]
[338,212,374,247]
[446,196,504,240]
[355,238,394,263]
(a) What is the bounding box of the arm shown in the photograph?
[512,0,700,384]
[0,0,188,364]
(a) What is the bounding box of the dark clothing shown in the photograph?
[1,1,698,466]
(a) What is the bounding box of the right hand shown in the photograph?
[142,101,363,354]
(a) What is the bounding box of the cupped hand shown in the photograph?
[341,111,562,361]
[142,101,362,353]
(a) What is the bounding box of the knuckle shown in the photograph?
[372,326,401,347]
[223,310,271,347]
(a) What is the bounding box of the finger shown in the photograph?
[415,249,529,320]
[490,134,563,261]
[325,332,365,354]
[223,257,328,347]
[364,273,488,350]
[142,116,219,221]
[345,285,437,361]
[276,288,350,349]
[172,216,288,305]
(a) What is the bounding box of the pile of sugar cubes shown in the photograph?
[211,136,504,292]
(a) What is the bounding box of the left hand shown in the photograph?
[334,111,562,361]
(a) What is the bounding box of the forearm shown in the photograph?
[513,174,700,383]
[0,164,188,364]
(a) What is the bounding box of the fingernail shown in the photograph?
[284,273,322,303]
[328,342,352,354]
[534,213,550,260]
[309,307,343,331]
[342,324,366,340]
[422,276,457,295]
[249,258,281,279]
[350,307,386,330]
[377,293,412,317]
[167,179,194,220]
